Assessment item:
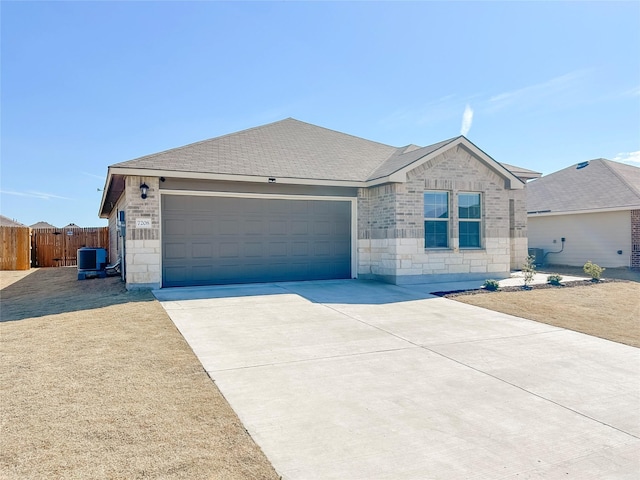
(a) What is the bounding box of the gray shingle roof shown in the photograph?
[527,159,640,214]
[111,118,531,183]
[113,118,399,182]
[366,138,459,181]
[499,162,541,180]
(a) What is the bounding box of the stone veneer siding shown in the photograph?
[358,146,527,283]
[632,209,640,270]
[118,176,161,289]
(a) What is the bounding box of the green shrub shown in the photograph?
[547,274,563,286]
[521,255,536,289]
[483,279,500,291]
[583,261,605,282]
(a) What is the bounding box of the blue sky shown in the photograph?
[2,1,639,227]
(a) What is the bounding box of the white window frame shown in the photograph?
[458,192,482,249]
[424,191,450,249]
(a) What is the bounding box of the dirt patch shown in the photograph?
[540,265,640,283]
[447,281,640,348]
[0,268,279,479]
[0,268,35,289]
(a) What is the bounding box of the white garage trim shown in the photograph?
[159,190,358,284]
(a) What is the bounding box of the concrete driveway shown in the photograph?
[154,280,640,480]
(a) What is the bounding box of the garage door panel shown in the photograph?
[334,240,351,256]
[268,242,287,257]
[191,219,213,235]
[291,242,309,256]
[164,266,188,283]
[269,221,287,235]
[218,218,240,235]
[162,195,351,287]
[243,219,263,235]
[335,220,350,236]
[291,220,309,235]
[164,243,186,260]
[313,202,330,214]
[217,242,239,258]
[165,196,191,212]
[192,265,214,282]
[269,200,290,214]
[165,219,186,235]
[314,241,331,256]
[192,243,213,258]
[290,200,310,214]
[242,242,263,257]
[191,196,216,212]
[313,221,331,236]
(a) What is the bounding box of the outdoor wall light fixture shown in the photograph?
[140,183,149,199]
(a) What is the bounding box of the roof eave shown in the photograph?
[104,166,368,190]
[98,170,114,218]
[527,204,640,217]
[98,169,126,218]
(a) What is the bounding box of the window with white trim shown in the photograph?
[458,193,482,248]
[424,191,449,248]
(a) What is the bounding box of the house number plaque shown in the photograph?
[135,218,152,229]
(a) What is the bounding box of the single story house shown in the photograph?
[98,118,540,289]
[30,221,57,229]
[527,158,640,269]
[0,215,26,227]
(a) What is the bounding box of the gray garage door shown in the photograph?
[162,195,352,287]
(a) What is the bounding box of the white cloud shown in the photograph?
[612,151,640,165]
[623,86,640,97]
[460,104,473,136]
[82,172,104,180]
[0,190,72,200]
[487,70,589,113]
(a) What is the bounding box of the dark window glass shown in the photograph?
[459,221,481,248]
[424,192,449,248]
[425,220,448,248]
[424,192,449,219]
[459,193,481,219]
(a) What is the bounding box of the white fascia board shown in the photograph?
[98,170,114,218]
[107,167,366,188]
[527,205,640,217]
[363,137,525,189]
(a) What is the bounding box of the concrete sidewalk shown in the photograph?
[155,280,639,480]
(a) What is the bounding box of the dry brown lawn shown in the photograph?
[451,281,640,348]
[2,269,637,479]
[0,268,280,480]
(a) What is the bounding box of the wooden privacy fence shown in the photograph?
[31,227,109,268]
[0,226,31,270]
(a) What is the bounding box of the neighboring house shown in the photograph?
[30,221,57,229]
[527,159,640,269]
[0,215,26,227]
[98,118,540,289]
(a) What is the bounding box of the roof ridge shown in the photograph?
[600,159,640,198]
[290,118,397,149]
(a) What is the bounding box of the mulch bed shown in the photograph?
[432,278,618,298]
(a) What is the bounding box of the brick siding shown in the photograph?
[358,145,528,281]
